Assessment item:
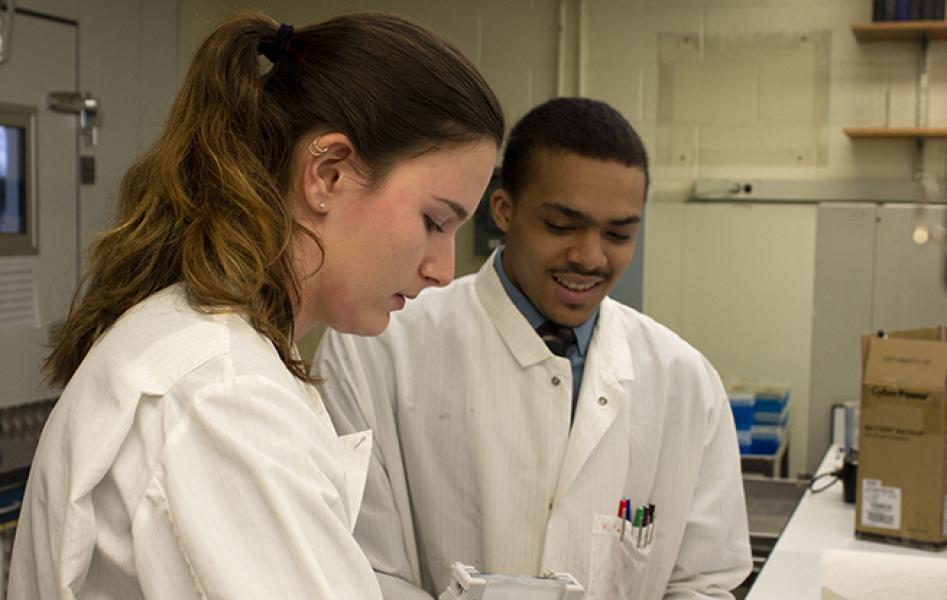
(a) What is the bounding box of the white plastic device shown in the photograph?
[437,562,584,600]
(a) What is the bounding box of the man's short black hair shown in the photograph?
[501,97,649,199]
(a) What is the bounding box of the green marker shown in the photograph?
[633,507,644,547]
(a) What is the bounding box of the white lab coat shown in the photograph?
[315,253,752,600]
[9,284,382,600]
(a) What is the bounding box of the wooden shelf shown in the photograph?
[844,127,947,138]
[852,21,947,41]
[847,25,947,142]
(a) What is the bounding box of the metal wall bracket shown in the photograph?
[47,91,100,147]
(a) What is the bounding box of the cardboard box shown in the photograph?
[855,326,947,549]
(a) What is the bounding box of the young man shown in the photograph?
[315,98,752,599]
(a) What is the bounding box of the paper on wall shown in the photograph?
[0,256,40,330]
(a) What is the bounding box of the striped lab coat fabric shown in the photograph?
[316,253,753,600]
[9,284,381,600]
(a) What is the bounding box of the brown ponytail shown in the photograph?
[44,11,504,386]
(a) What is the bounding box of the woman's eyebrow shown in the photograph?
[434,196,469,220]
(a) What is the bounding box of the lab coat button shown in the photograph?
[598,396,608,406]
[551,376,561,386]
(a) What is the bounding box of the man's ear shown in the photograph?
[490,188,514,233]
[301,132,357,214]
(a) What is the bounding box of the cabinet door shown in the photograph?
[662,201,818,477]
[806,203,876,474]
[872,203,947,330]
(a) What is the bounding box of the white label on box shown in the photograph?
[861,479,901,530]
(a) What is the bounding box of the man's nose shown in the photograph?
[566,231,608,272]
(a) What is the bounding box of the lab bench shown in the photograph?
[746,445,947,599]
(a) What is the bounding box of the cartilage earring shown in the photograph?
[308,137,329,156]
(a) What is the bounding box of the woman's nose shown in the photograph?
[420,237,456,288]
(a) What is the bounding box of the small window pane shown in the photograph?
[0,125,26,235]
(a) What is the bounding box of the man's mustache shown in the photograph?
[550,265,611,279]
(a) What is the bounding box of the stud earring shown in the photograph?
[308,137,329,156]
[318,201,326,209]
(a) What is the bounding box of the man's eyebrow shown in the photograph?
[435,197,469,221]
[541,202,640,227]
[610,215,642,226]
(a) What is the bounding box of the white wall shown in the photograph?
[76,0,182,261]
[587,0,946,190]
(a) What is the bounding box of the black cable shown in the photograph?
[808,469,842,494]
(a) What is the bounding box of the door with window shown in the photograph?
[0,4,78,409]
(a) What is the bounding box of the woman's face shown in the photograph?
[294,138,496,338]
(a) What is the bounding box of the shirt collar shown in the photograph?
[492,247,598,356]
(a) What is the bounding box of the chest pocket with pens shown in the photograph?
[585,500,656,600]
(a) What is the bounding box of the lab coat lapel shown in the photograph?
[335,430,373,532]
[301,383,373,533]
[554,303,635,500]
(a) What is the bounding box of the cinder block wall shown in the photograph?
[200,0,941,254]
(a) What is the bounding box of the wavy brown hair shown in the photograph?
[45,11,504,387]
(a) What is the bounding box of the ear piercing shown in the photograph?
[308,136,329,156]
[310,137,331,210]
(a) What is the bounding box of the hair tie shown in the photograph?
[259,23,294,64]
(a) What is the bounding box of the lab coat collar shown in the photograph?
[102,284,232,398]
[475,251,555,369]
[475,251,636,382]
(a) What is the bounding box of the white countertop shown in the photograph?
[746,446,946,599]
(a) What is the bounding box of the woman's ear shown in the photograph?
[302,132,357,215]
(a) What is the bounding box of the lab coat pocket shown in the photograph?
[586,514,651,600]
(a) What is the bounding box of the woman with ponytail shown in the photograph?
[9,11,503,599]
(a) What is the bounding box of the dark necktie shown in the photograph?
[536,321,576,357]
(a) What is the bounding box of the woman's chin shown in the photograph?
[331,313,390,337]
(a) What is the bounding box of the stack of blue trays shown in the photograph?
[726,380,756,454]
[748,381,790,455]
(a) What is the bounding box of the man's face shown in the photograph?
[491,149,646,327]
